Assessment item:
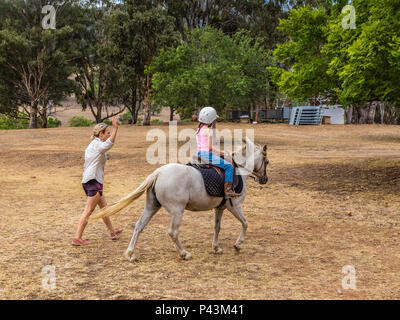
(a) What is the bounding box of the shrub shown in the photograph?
[0,113,29,130]
[69,116,95,127]
[118,111,132,122]
[150,118,163,125]
[103,118,112,125]
[46,117,61,128]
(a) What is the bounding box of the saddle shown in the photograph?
[187,155,243,202]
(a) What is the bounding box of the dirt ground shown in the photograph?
[1,121,400,300]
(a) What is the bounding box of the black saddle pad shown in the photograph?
[187,163,243,197]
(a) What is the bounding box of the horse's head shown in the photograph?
[233,137,269,184]
[252,143,269,184]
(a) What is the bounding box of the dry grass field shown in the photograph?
[1,122,400,300]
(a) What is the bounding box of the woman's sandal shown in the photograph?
[71,238,90,246]
[110,228,123,240]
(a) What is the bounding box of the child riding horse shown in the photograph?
[196,106,240,198]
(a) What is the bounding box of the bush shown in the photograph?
[46,117,61,128]
[0,113,29,130]
[103,118,112,125]
[150,118,163,125]
[69,116,95,127]
[118,111,132,122]
[118,112,144,125]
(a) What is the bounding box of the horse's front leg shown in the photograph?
[212,207,224,254]
[227,203,248,251]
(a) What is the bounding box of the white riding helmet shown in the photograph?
[198,106,219,124]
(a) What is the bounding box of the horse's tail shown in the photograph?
[89,169,161,221]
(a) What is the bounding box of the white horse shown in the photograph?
[90,137,269,262]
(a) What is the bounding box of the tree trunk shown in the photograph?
[367,101,377,124]
[170,107,174,122]
[255,104,260,123]
[142,75,151,126]
[143,99,151,126]
[345,105,353,124]
[136,98,142,124]
[380,102,385,124]
[383,102,398,124]
[41,108,48,128]
[29,102,38,129]
[95,102,102,123]
[129,87,137,124]
[352,106,359,124]
[358,103,369,124]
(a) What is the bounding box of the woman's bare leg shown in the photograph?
[98,195,115,234]
[74,192,101,239]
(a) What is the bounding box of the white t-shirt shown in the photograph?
[82,137,114,184]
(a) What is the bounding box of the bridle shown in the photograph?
[231,147,268,182]
[249,150,268,182]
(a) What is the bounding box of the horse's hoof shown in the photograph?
[234,244,242,252]
[124,250,137,262]
[181,252,192,260]
[213,247,223,254]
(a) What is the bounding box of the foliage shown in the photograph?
[150,27,275,119]
[0,0,79,128]
[269,6,332,104]
[323,0,400,106]
[46,117,62,128]
[0,112,29,130]
[150,118,163,125]
[119,111,133,122]
[105,0,180,125]
[271,0,400,110]
[70,0,126,124]
[68,116,95,127]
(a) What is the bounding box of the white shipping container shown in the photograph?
[321,105,345,124]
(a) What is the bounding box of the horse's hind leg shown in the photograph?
[125,189,161,262]
[167,208,191,260]
[212,207,224,254]
[227,204,248,251]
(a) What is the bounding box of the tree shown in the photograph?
[71,0,126,124]
[232,30,276,120]
[105,0,179,125]
[0,0,78,128]
[159,0,256,39]
[150,27,275,119]
[110,0,180,126]
[324,0,400,123]
[269,5,332,105]
[270,0,400,123]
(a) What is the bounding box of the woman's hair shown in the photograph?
[196,122,213,134]
[91,123,109,140]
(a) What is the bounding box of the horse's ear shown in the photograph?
[242,136,254,146]
[263,145,267,152]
